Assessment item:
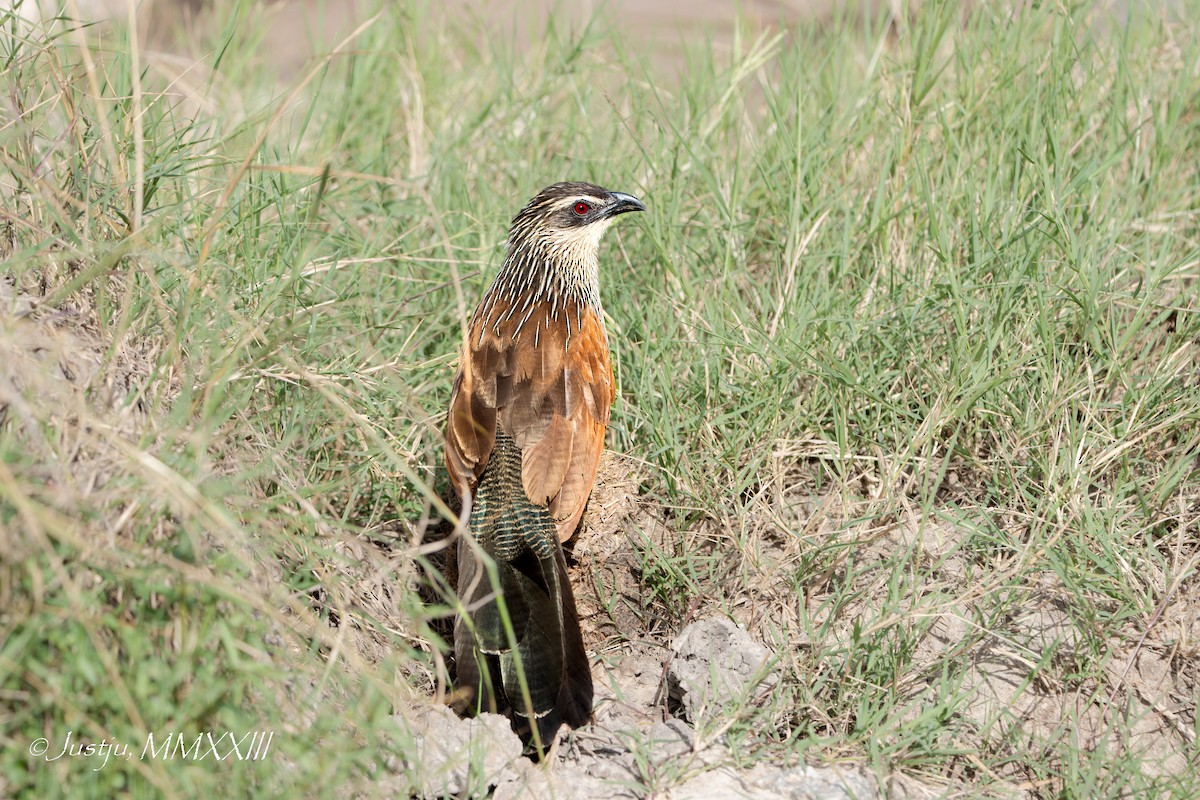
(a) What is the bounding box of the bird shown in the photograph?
[444,181,645,748]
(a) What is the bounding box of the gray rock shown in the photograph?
[668,617,779,722]
[668,763,879,800]
[396,705,525,797]
[647,718,694,761]
[494,762,636,800]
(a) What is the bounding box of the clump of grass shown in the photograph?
[2,0,1198,797]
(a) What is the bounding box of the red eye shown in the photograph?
[573,201,590,216]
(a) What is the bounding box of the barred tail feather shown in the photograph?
[453,434,593,746]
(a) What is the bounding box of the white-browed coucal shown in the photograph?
[444,182,645,745]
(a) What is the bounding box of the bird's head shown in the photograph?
[507,182,645,268]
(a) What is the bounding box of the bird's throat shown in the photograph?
[485,237,603,323]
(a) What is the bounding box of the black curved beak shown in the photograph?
[606,191,646,217]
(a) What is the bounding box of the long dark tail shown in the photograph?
[453,434,592,746]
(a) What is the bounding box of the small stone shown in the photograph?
[494,761,637,800]
[669,763,879,800]
[668,617,779,723]
[647,718,692,761]
[396,705,524,798]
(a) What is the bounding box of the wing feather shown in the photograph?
[522,413,575,505]
[446,296,613,541]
